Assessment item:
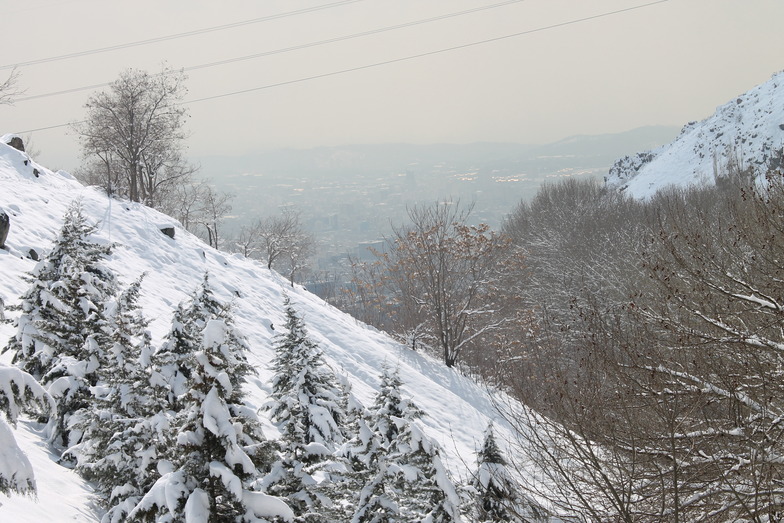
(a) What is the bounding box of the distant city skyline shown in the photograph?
[3,0,784,172]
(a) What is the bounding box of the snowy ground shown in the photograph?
[0,137,518,520]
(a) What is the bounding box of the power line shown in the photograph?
[185,0,524,73]
[187,0,671,104]
[14,0,671,135]
[18,82,111,102]
[16,0,524,103]
[0,0,365,71]
[15,121,77,133]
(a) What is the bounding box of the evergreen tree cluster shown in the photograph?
[1,201,534,522]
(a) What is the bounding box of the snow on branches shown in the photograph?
[0,364,56,496]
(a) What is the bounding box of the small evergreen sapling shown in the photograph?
[472,423,523,522]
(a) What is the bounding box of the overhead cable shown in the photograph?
[0,0,366,71]
[186,0,671,104]
[16,0,524,103]
[14,0,671,135]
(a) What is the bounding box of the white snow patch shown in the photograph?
[243,490,295,521]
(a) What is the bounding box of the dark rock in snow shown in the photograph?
[28,248,39,261]
[0,211,9,249]
[5,136,24,152]
[160,227,175,239]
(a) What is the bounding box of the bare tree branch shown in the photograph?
[0,68,23,105]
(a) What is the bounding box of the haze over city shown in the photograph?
[4,0,784,171]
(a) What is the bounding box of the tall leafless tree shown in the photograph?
[349,201,512,368]
[74,66,195,209]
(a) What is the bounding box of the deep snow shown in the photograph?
[0,136,511,520]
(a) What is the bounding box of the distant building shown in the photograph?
[356,240,386,262]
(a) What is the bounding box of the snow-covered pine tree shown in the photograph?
[150,301,197,410]
[473,423,512,521]
[342,366,412,523]
[67,276,172,522]
[129,318,289,522]
[317,375,365,521]
[351,366,420,523]
[391,421,462,523]
[3,200,116,446]
[153,273,252,410]
[0,364,56,496]
[263,296,348,517]
[471,423,546,523]
[352,366,462,523]
[370,365,421,449]
[337,376,364,447]
[353,367,423,473]
[268,296,346,449]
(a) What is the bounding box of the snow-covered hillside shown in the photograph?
[0,137,512,520]
[605,71,784,198]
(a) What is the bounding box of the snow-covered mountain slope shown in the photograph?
[0,137,509,520]
[605,71,784,199]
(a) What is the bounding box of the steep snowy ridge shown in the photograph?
[606,71,784,198]
[0,138,509,520]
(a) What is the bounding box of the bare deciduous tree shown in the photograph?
[628,177,784,521]
[74,66,195,209]
[500,172,784,522]
[280,226,315,287]
[233,221,262,259]
[259,211,308,271]
[160,178,233,249]
[349,201,511,368]
[230,211,315,285]
[197,185,234,249]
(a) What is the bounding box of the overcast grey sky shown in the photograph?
[3,0,784,170]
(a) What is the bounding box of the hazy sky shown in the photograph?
[3,0,784,171]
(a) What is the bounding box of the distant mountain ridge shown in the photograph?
[196,126,679,177]
[606,71,784,198]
